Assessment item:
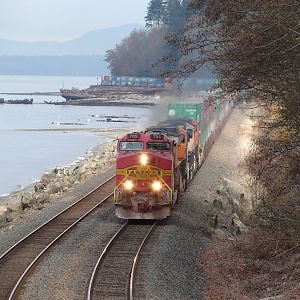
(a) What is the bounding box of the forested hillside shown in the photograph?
[105,0,196,78]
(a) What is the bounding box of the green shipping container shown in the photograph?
[168,103,203,123]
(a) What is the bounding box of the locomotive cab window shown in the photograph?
[147,142,170,151]
[179,134,185,144]
[120,141,144,151]
[187,129,193,140]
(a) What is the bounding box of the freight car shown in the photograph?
[114,97,232,219]
[168,96,232,160]
[100,75,165,88]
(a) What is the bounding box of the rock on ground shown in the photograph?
[0,140,121,230]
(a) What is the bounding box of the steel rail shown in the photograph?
[0,175,115,300]
[0,175,115,262]
[86,221,156,300]
[8,192,114,300]
[86,221,128,300]
[129,222,156,300]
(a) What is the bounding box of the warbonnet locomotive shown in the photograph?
[114,96,232,219]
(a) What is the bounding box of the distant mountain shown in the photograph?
[0,56,108,76]
[0,24,144,56]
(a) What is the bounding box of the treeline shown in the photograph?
[105,28,166,77]
[105,0,191,77]
[145,0,192,30]
[169,0,300,230]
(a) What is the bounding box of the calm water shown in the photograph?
[0,75,151,195]
[0,75,98,93]
[0,74,100,104]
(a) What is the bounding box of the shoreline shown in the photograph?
[44,101,156,106]
[0,101,149,203]
[0,127,129,226]
[0,140,113,205]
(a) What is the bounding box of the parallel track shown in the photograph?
[87,221,156,300]
[0,175,115,300]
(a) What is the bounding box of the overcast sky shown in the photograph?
[0,0,149,42]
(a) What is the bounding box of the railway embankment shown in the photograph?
[0,108,259,299]
[0,141,118,232]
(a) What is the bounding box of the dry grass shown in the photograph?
[199,228,300,299]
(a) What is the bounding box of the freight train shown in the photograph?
[114,95,232,219]
[100,75,165,88]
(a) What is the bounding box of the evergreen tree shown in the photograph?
[163,0,183,31]
[145,0,166,28]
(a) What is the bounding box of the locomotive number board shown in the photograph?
[127,133,140,139]
[150,133,164,140]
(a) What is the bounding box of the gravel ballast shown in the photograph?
[19,205,123,300]
[0,157,115,256]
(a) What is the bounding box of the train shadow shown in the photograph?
[127,219,156,225]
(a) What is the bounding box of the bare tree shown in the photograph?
[166,0,300,233]
[105,29,167,77]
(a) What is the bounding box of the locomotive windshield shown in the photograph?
[147,142,170,151]
[120,141,144,151]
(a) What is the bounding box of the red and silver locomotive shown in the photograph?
[114,131,186,219]
[114,98,233,219]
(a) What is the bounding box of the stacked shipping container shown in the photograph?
[168,94,233,157]
[100,75,165,88]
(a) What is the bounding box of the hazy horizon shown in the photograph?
[0,0,149,42]
[0,23,144,43]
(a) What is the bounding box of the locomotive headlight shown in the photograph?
[123,180,134,191]
[140,154,148,165]
[152,181,162,192]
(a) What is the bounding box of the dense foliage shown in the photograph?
[145,0,166,28]
[145,0,191,31]
[164,2,299,297]
[105,29,167,77]
[105,0,191,77]
[168,0,299,242]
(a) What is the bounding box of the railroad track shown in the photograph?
[87,221,156,300]
[0,175,115,300]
